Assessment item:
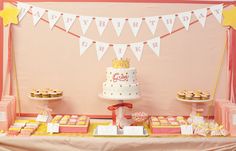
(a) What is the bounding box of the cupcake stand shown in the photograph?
[29,96,63,123]
[177,97,212,123]
[96,94,148,136]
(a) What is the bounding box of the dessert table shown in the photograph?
[0,135,236,151]
[0,118,235,151]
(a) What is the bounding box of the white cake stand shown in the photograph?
[99,94,140,127]
[28,96,63,122]
[176,97,212,116]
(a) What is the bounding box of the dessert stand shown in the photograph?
[176,97,212,116]
[96,94,148,136]
[177,97,212,124]
[28,96,63,122]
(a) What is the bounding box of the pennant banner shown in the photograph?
[193,8,207,27]
[17,2,30,21]
[79,16,93,34]
[147,37,161,56]
[162,14,176,33]
[32,6,45,26]
[210,4,223,23]
[128,18,142,37]
[47,10,61,30]
[17,2,223,37]
[95,17,109,36]
[96,42,109,60]
[112,18,126,37]
[15,2,224,61]
[62,13,76,32]
[145,16,159,35]
[130,42,144,61]
[79,36,93,56]
[178,11,191,31]
[113,44,127,59]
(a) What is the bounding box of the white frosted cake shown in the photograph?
[102,59,140,99]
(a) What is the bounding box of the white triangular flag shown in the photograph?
[31,6,45,26]
[210,4,223,23]
[113,44,127,59]
[193,8,207,27]
[79,16,93,34]
[162,14,176,33]
[128,18,142,37]
[95,17,109,36]
[47,10,61,30]
[96,42,109,61]
[147,37,161,56]
[62,13,76,32]
[178,11,191,30]
[112,18,126,37]
[145,16,159,35]
[130,42,144,61]
[17,2,30,21]
[79,36,93,56]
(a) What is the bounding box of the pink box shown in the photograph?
[0,101,11,131]
[151,127,181,134]
[2,96,16,125]
[59,125,89,133]
[214,99,230,124]
[59,119,90,133]
[224,104,236,130]
[221,103,236,129]
[3,96,16,122]
[229,109,236,136]
[219,102,233,127]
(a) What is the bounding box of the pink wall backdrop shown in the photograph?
[3,2,228,116]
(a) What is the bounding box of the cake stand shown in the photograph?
[99,94,140,127]
[176,97,212,116]
[28,96,63,122]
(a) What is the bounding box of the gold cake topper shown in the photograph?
[112,58,130,68]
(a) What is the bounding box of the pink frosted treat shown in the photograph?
[132,112,148,123]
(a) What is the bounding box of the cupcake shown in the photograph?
[56,90,63,97]
[193,93,201,100]
[177,91,186,99]
[185,93,193,100]
[42,91,50,98]
[49,91,58,98]
[201,94,210,100]
[34,91,42,98]
[30,90,36,97]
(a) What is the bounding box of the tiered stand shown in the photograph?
[28,96,63,122]
[176,97,212,116]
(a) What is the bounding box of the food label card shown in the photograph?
[36,114,48,122]
[47,123,59,133]
[97,126,117,135]
[123,126,144,135]
[181,125,193,135]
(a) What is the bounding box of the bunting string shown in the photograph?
[12,2,227,61]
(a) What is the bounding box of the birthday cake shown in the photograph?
[102,59,140,99]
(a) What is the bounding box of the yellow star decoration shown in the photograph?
[223,6,236,30]
[0,4,20,26]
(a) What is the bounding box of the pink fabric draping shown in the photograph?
[229,28,236,103]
